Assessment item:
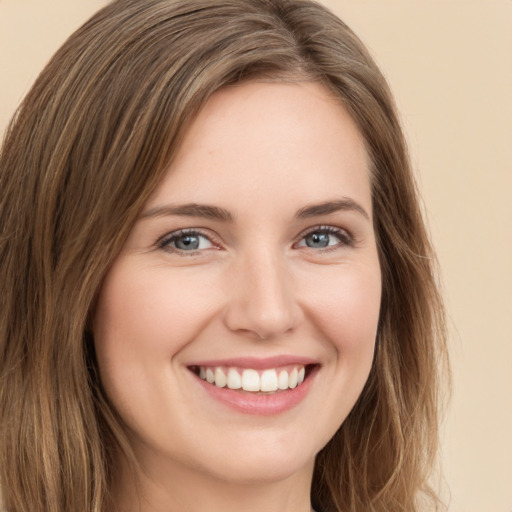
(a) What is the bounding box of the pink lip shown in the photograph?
[189,362,319,416]
[188,355,318,369]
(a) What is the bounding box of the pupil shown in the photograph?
[307,232,329,248]
[176,235,199,250]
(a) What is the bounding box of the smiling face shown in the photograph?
[93,81,381,493]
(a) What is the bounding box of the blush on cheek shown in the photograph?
[309,270,380,351]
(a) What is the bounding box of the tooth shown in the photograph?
[289,367,298,388]
[214,367,227,388]
[203,364,307,391]
[278,370,289,390]
[242,369,260,392]
[260,369,278,392]
[227,368,242,389]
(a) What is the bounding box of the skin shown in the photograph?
[93,81,382,512]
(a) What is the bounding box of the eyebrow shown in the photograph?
[296,198,370,220]
[140,198,370,223]
[141,203,234,222]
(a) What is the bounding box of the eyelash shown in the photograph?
[156,225,354,255]
[157,228,218,255]
[297,225,355,252]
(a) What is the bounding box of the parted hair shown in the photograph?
[0,1,448,511]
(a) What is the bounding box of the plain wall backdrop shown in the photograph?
[1,1,511,510]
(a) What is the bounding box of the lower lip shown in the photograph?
[193,367,318,416]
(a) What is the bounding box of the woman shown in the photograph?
[0,1,448,511]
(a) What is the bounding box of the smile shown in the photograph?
[191,364,308,393]
[187,359,318,415]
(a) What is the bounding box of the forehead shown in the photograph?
[147,81,371,215]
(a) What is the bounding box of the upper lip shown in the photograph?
[187,355,318,369]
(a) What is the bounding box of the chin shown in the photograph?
[192,431,319,485]
[208,453,314,485]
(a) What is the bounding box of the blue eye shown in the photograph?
[159,230,214,252]
[297,227,352,250]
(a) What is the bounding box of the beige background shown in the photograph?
[1,1,511,510]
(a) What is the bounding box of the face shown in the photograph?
[94,81,381,488]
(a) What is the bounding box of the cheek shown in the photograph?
[302,262,381,356]
[301,259,381,417]
[294,261,381,445]
[92,262,225,436]
[92,262,221,404]
[94,263,218,356]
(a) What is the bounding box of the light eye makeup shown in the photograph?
[156,224,355,256]
[157,228,219,255]
[294,225,354,252]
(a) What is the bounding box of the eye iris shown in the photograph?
[305,232,330,248]
[175,235,199,250]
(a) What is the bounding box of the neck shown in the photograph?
[112,450,315,512]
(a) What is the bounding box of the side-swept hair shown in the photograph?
[0,1,448,511]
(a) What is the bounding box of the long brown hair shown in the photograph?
[0,1,448,510]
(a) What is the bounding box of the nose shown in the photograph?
[223,249,303,340]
